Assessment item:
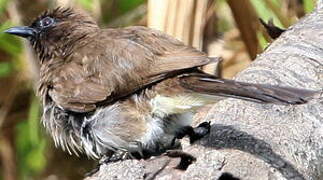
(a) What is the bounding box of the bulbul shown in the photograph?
[4,8,317,161]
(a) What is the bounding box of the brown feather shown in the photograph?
[179,73,317,105]
[30,8,316,113]
[39,26,213,112]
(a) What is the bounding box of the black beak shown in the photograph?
[4,26,36,38]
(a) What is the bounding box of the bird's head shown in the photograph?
[4,7,98,62]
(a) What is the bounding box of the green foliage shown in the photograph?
[0,0,8,15]
[118,0,145,12]
[0,21,23,56]
[216,1,235,33]
[304,0,315,13]
[250,0,278,50]
[77,0,94,11]
[250,0,283,27]
[100,0,146,24]
[0,62,12,77]
[250,0,316,50]
[15,96,46,178]
[0,21,23,78]
[257,31,269,50]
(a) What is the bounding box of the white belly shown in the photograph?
[140,94,214,148]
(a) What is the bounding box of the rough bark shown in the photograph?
[85,2,323,180]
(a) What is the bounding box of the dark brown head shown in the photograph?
[4,7,98,62]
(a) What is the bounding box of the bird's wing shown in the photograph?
[48,26,215,112]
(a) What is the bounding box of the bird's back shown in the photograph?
[41,26,213,113]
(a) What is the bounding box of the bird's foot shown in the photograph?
[190,121,211,143]
[174,121,211,144]
[105,141,145,163]
[105,150,133,162]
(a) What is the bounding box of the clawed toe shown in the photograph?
[175,121,211,144]
[84,150,133,177]
[197,121,211,129]
[107,150,132,162]
[190,121,211,143]
[104,141,146,163]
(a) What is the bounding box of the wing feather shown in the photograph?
[48,26,213,112]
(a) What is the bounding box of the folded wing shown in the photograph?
[48,27,215,112]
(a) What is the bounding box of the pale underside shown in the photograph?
[43,92,217,159]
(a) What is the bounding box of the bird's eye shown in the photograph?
[40,17,54,28]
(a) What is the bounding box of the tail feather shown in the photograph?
[179,73,318,105]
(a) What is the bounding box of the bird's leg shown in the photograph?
[105,150,131,163]
[105,141,145,163]
[127,141,145,159]
[174,121,211,144]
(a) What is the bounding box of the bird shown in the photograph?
[4,7,317,162]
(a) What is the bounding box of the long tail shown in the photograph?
[179,73,318,105]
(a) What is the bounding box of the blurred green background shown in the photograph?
[0,0,316,179]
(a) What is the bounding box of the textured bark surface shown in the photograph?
[86,2,323,180]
